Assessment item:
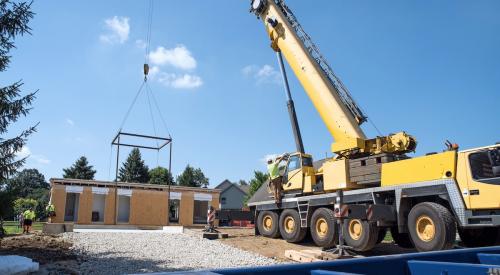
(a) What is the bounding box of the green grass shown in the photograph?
[2,221,44,235]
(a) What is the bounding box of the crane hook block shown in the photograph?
[143,63,150,76]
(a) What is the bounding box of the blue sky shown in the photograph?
[2,0,499,187]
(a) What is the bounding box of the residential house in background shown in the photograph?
[215,180,249,210]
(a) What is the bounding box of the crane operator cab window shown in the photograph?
[283,153,312,191]
[469,147,500,185]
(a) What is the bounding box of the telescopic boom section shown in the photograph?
[250,0,417,156]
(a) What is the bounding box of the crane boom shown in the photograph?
[251,0,416,156]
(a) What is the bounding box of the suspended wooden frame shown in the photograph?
[111,131,172,225]
[111,131,172,182]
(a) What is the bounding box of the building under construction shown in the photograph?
[49,178,220,227]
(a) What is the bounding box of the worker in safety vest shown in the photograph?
[267,153,289,203]
[23,207,36,234]
[46,203,56,223]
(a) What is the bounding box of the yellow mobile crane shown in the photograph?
[248,0,500,252]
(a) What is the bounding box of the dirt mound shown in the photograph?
[0,233,76,265]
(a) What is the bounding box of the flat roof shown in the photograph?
[50,178,220,193]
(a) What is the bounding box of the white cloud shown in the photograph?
[135,39,147,49]
[147,65,160,79]
[15,146,50,165]
[99,16,130,44]
[149,45,197,70]
[242,64,281,85]
[66,118,74,126]
[16,146,31,159]
[158,73,203,89]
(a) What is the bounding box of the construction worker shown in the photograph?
[267,153,289,203]
[46,203,56,223]
[207,205,216,232]
[23,207,36,234]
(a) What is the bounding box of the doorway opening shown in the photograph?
[92,194,106,222]
[64,193,80,222]
[117,195,130,223]
[193,200,209,224]
[169,199,180,223]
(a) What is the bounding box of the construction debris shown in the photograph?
[285,249,360,263]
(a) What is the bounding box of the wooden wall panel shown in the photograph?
[77,187,92,224]
[179,191,194,226]
[129,190,168,226]
[104,189,116,225]
[50,185,66,223]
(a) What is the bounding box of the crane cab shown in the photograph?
[280,152,317,194]
[456,144,500,210]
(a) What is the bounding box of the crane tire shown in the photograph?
[310,207,338,249]
[408,202,456,252]
[343,219,379,252]
[257,211,280,238]
[279,209,306,243]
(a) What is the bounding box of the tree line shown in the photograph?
[64,149,209,188]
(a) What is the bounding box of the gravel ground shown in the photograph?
[63,232,278,274]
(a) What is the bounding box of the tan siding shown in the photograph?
[104,189,116,225]
[179,191,194,226]
[51,185,66,223]
[77,187,92,224]
[129,190,168,226]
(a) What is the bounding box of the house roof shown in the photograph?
[50,178,221,194]
[239,184,250,194]
[215,179,249,195]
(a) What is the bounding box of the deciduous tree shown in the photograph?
[244,171,268,205]
[148,166,174,185]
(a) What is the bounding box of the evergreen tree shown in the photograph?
[63,156,96,180]
[118,148,149,183]
[176,165,209,188]
[238,179,248,186]
[0,0,36,181]
[148,166,174,185]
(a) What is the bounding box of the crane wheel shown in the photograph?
[407,202,456,252]
[390,227,414,248]
[310,208,338,249]
[458,227,500,247]
[342,219,379,251]
[279,209,306,243]
[257,211,281,238]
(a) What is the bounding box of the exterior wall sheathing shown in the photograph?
[49,178,221,227]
